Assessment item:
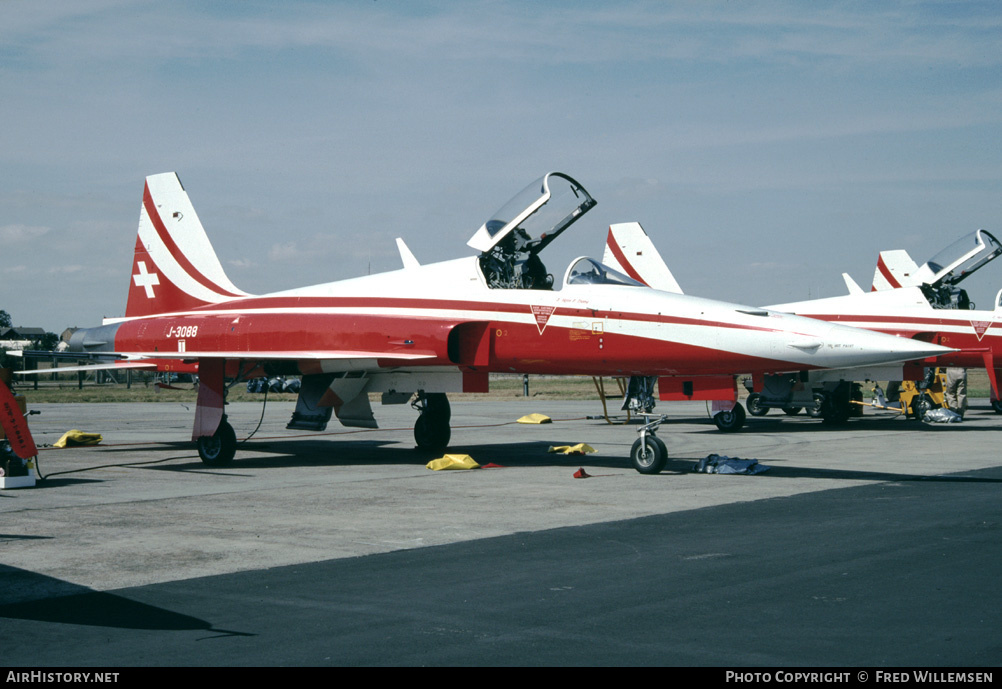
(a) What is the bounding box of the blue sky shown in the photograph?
[3,1,1002,332]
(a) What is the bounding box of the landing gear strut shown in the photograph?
[192,358,236,466]
[413,392,451,451]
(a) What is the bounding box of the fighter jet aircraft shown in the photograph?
[608,222,1002,424]
[23,172,952,473]
[764,228,1002,416]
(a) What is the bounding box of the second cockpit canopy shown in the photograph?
[565,257,643,287]
[918,229,1002,309]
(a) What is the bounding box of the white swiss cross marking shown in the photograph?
[133,261,160,299]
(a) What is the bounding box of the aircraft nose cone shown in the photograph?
[822,324,954,365]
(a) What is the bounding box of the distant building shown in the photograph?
[0,327,49,351]
[1,327,46,340]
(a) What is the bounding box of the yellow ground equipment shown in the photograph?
[858,369,947,418]
[896,369,947,418]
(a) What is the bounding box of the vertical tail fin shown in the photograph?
[126,173,250,317]
[603,222,684,294]
[870,249,920,292]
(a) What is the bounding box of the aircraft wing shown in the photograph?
[14,350,437,376]
[14,360,159,376]
[119,350,438,362]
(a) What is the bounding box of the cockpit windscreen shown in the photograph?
[565,257,644,287]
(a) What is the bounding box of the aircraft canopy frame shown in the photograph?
[920,228,1002,289]
[564,257,645,288]
[467,172,596,254]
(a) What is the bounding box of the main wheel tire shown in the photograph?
[630,436,667,474]
[808,393,824,418]
[911,393,937,420]
[197,420,236,467]
[746,394,768,416]
[713,404,746,432]
[414,413,451,451]
[820,397,851,425]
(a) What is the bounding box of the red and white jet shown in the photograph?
[765,228,1002,415]
[606,222,1002,422]
[40,172,951,472]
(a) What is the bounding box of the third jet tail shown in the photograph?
[125,172,251,318]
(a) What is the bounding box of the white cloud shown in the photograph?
[3,0,1002,328]
[0,224,50,242]
[267,241,308,263]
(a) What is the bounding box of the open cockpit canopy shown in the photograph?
[915,229,1002,309]
[919,228,1002,289]
[468,172,596,253]
[472,172,598,290]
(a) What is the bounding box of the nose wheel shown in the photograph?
[630,414,668,474]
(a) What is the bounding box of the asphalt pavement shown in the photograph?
[2,398,1000,666]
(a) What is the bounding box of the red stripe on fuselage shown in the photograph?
[800,312,995,330]
[110,311,818,378]
[172,295,788,335]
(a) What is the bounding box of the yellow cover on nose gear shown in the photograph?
[547,443,596,455]
[426,454,481,471]
[53,430,103,448]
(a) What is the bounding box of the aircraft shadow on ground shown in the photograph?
[662,458,1002,484]
[13,475,105,490]
[701,415,1002,434]
[0,565,252,636]
[69,438,635,472]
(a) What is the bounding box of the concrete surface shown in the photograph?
[2,398,1000,666]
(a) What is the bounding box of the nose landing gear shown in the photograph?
[630,414,668,474]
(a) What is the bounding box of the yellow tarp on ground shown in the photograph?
[517,413,552,424]
[53,430,103,448]
[547,443,596,455]
[426,454,481,471]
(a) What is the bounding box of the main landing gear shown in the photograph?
[192,359,237,467]
[630,414,668,474]
[413,392,451,452]
[197,416,237,467]
[713,403,746,432]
